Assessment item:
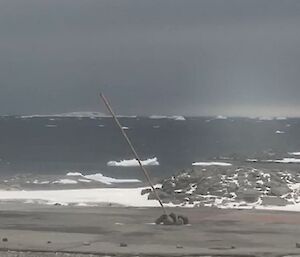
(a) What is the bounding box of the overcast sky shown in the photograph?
[0,0,300,117]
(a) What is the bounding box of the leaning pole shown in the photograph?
[99,93,168,216]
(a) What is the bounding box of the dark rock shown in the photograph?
[162,198,172,204]
[148,189,172,200]
[2,238,8,242]
[178,215,189,225]
[120,243,128,247]
[270,185,291,196]
[47,241,52,244]
[296,242,300,248]
[261,196,289,206]
[237,188,260,203]
[141,188,152,195]
[172,199,184,205]
[176,244,184,249]
[227,182,239,192]
[155,214,168,225]
[83,242,91,246]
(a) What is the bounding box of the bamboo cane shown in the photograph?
[100,93,167,215]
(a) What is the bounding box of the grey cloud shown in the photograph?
[0,0,300,116]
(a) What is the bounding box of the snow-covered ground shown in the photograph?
[2,186,300,211]
[107,157,159,167]
[0,187,158,207]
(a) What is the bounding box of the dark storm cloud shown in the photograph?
[0,0,300,116]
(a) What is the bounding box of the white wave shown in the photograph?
[122,126,129,130]
[275,130,285,134]
[45,124,57,128]
[107,157,159,167]
[192,161,232,166]
[52,179,78,184]
[66,171,140,185]
[276,117,287,120]
[288,152,300,156]
[84,173,140,185]
[149,115,185,121]
[266,158,300,164]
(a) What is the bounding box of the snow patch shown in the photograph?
[107,157,159,167]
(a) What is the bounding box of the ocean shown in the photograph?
[0,115,300,182]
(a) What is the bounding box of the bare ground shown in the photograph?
[0,202,300,256]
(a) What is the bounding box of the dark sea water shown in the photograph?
[0,115,300,180]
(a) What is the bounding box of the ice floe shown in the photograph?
[107,157,159,167]
[275,130,285,134]
[192,162,232,167]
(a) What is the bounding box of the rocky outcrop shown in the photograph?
[143,166,300,208]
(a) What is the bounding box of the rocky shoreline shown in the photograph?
[143,165,300,208]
